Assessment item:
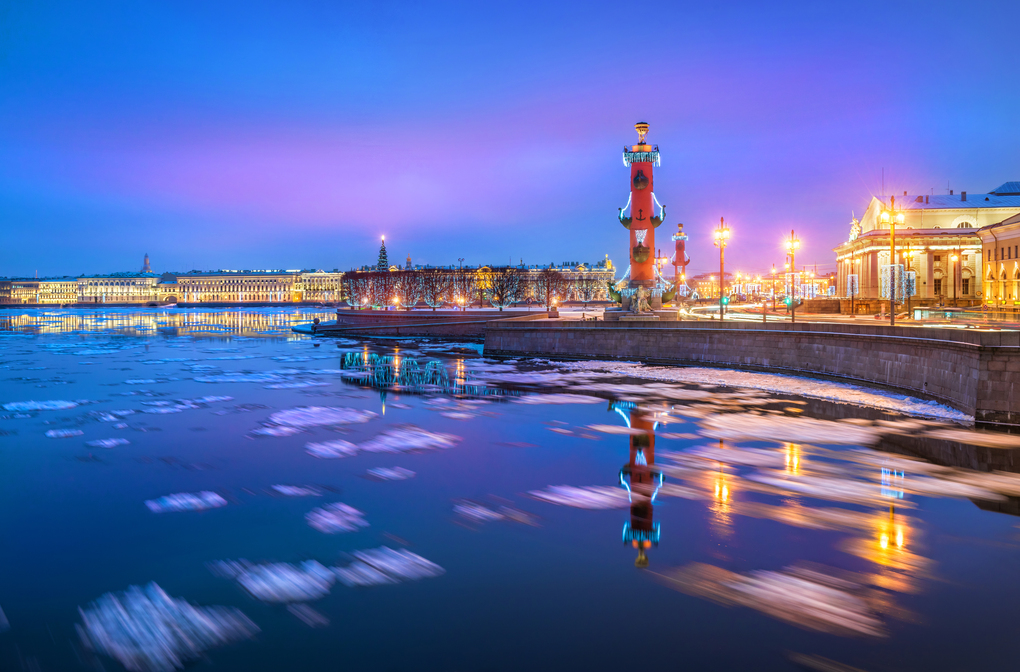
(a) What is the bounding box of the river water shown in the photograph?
[1,307,1018,672]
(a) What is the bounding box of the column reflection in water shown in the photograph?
[618,406,663,567]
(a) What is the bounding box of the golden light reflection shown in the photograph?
[784,442,801,474]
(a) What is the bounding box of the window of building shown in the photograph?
[934,279,943,295]
[962,278,970,294]
[934,255,941,262]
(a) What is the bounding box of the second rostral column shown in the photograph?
[619,122,664,298]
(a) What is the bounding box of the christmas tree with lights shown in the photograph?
[377,236,389,271]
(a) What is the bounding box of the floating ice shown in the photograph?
[269,406,377,427]
[125,379,159,385]
[306,439,358,458]
[194,373,281,383]
[559,361,972,422]
[359,425,459,453]
[366,467,416,481]
[46,428,84,438]
[76,582,258,672]
[334,547,445,587]
[145,491,227,513]
[528,485,631,509]
[287,603,330,627]
[306,502,369,533]
[698,413,882,446]
[657,563,885,637]
[249,425,301,437]
[514,394,605,405]
[3,400,78,411]
[214,560,337,603]
[585,424,651,435]
[271,485,321,497]
[86,438,130,448]
[264,381,330,389]
[453,501,505,523]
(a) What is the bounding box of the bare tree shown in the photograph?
[418,269,453,310]
[535,267,571,308]
[452,269,478,309]
[370,271,398,308]
[487,267,523,311]
[342,272,373,308]
[574,273,600,307]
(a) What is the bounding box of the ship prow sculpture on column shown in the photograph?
[608,122,682,318]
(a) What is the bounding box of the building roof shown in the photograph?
[991,182,1020,196]
[887,192,1020,210]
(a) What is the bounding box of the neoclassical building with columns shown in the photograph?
[834,182,1020,308]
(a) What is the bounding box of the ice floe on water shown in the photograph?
[556,361,972,422]
[698,413,883,445]
[145,491,227,513]
[360,425,459,453]
[86,438,130,448]
[453,500,538,526]
[528,485,631,509]
[306,502,369,533]
[268,406,377,427]
[306,439,358,458]
[250,425,302,437]
[212,547,444,598]
[366,467,416,481]
[45,428,84,438]
[334,547,445,587]
[213,560,337,603]
[655,563,886,637]
[514,394,605,405]
[3,400,78,411]
[264,381,330,389]
[77,582,258,672]
[271,484,322,497]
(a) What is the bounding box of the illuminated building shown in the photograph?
[2,278,79,304]
[834,183,1020,306]
[617,405,662,568]
[78,273,159,303]
[976,210,1020,308]
[170,270,339,303]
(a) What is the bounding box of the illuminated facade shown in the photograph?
[834,184,1020,304]
[2,278,79,304]
[977,210,1020,308]
[170,270,344,303]
[79,274,159,303]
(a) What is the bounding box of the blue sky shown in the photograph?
[1,0,1018,277]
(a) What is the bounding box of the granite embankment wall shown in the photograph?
[311,309,549,338]
[484,320,1020,427]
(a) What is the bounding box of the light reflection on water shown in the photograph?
[1,308,1019,671]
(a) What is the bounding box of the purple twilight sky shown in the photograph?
[1,0,1018,278]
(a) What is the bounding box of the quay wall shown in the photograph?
[484,320,1020,427]
[312,309,549,338]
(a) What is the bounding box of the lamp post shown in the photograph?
[880,196,905,326]
[785,230,800,323]
[713,218,730,320]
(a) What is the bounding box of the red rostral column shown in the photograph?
[619,122,663,288]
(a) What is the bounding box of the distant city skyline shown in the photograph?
[1,1,1018,278]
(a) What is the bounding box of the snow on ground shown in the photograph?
[557,361,972,422]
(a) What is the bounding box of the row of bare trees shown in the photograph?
[341,268,608,310]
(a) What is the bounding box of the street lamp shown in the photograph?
[880,196,905,326]
[713,218,730,320]
[785,230,800,323]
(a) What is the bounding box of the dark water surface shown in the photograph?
[1,308,1019,672]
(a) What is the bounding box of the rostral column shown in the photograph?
[619,122,664,290]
